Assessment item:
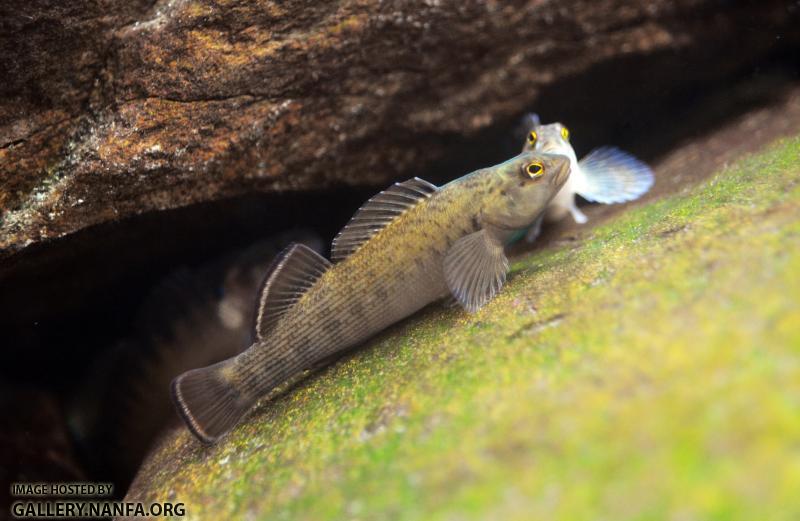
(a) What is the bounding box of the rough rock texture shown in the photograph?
[124,135,800,520]
[1,0,796,257]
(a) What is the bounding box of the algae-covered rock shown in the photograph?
[125,136,800,519]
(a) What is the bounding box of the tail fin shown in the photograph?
[170,360,252,443]
[576,146,654,204]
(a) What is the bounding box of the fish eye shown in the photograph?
[524,161,544,179]
[561,127,570,141]
[527,130,537,146]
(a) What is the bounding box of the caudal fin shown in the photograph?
[170,360,252,443]
[576,146,654,204]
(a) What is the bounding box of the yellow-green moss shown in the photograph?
[130,136,800,520]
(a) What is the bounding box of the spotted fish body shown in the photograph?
[518,113,654,241]
[172,151,571,443]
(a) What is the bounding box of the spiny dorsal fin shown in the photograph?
[254,243,331,341]
[331,177,438,262]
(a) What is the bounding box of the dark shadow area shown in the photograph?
[0,36,798,502]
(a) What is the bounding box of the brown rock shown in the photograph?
[0,0,796,257]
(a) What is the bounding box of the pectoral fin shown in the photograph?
[575,146,654,204]
[444,229,509,313]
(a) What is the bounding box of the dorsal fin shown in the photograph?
[331,177,438,262]
[254,243,331,341]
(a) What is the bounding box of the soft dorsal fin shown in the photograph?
[254,243,331,341]
[331,177,438,262]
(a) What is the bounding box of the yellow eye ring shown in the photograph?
[525,161,544,178]
[527,130,537,146]
[561,127,570,141]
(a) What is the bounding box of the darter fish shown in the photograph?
[171,151,571,443]
[517,113,654,241]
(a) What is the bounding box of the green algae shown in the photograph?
[129,136,800,520]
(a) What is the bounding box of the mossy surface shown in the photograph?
[128,136,800,521]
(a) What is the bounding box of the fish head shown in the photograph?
[481,151,571,230]
[521,119,579,172]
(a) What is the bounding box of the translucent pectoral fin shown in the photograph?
[576,146,655,204]
[444,229,509,313]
